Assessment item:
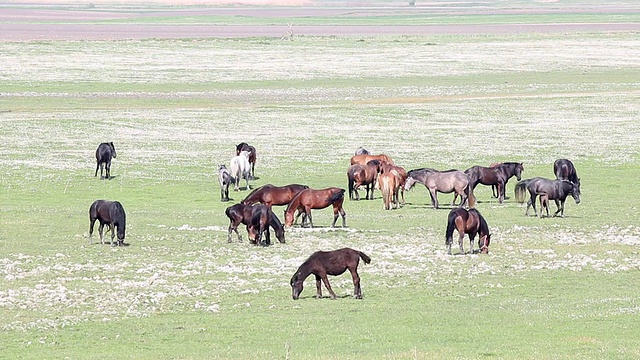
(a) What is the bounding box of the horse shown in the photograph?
[554,159,580,186]
[514,177,581,217]
[354,147,370,156]
[464,162,524,203]
[89,200,126,246]
[235,142,257,179]
[241,184,309,209]
[379,161,407,206]
[229,151,251,191]
[284,187,346,228]
[539,193,551,218]
[290,248,371,300]
[377,171,399,210]
[347,160,381,200]
[225,203,285,245]
[217,164,232,202]
[245,204,286,246]
[404,168,475,209]
[94,142,116,179]
[445,208,491,255]
[350,153,394,166]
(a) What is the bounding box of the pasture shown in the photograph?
[1,2,640,359]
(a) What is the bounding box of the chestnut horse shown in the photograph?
[235,142,257,179]
[241,184,309,208]
[225,203,285,245]
[445,208,491,255]
[290,248,371,300]
[350,153,394,166]
[377,171,399,210]
[347,160,381,200]
[379,161,407,206]
[284,187,346,228]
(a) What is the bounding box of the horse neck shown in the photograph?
[294,261,313,280]
[285,193,302,214]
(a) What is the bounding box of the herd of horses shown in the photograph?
[88,141,582,300]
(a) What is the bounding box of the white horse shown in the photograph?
[229,151,251,191]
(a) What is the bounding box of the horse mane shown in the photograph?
[243,184,273,200]
[285,189,305,215]
[471,209,489,236]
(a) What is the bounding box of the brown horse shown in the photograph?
[241,184,309,208]
[377,171,399,210]
[290,248,371,300]
[225,203,285,245]
[347,160,381,200]
[553,159,580,186]
[445,208,491,255]
[379,161,407,206]
[464,162,524,203]
[350,153,394,166]
[235,142,257,179]
[284,187,346,228]
[89,200,126,246]
[405,168,475,209]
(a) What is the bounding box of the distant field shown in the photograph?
[1,4,640,359]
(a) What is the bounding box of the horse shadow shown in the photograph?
[100,175,118,180]
[103,241,130,247]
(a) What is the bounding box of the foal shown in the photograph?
[290,248,371,300]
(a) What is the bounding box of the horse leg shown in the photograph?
[429,188,439,209]
[88,219,97,244]
[468,233,476,255]
[109,224,117,246]
[98,223,105,244]
[498,182,505,203]
[354,182,361,201]
[554,199,563,217]
[105,160,111,179]
[349,268,362,299]
[306,210,314,228]
[320,275,337,300]
[458,231,465,255]
[315,275,323,298]
[95,161,100,177]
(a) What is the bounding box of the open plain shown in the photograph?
[1,1,640,358]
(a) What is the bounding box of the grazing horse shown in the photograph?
[225,203,285,245]
[94,142,116,179]
[284,187,346,228]
[236,142,257,179]
[347,160,381,200]
[89,200,126,246]
[246,204,287,245]
[554,159,580,186]
[354,147,370,156]
[445,208,491,255]
[377,171,399,210]
[404,168,475,209]
[515,177,581,217]
[217,164,232,202]
[464,162,523,203]
[290,248,371,300]
[241,184,309,208]
[350,153,394,166]
[379,161,407,206]
[230,151,251,191]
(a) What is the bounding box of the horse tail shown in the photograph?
[445,210,457,245]
[466,183,476,208]
[328,189,345,204]
[358,251,371,265]
[348,170,355,200]
[514,179,529,203]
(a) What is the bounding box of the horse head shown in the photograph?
[404,176,417,191]
[109,142,117,158]
[283,209,295,227]
[515,162,524,181]
[571,180,581,204]
[290,272,304,300]
[479,234,491,254]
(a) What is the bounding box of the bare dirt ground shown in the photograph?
[1,3,639,41]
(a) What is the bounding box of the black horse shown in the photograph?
[235,142,257,179]
[89,200,126,246]
[514,177,581,217]
[464,162,523,203]
[225,203,285,245]
[95,142,117,179]
[554,159,580,186]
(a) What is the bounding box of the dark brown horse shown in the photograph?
[405,168,475,209]
[225,203,285,245]
[514,177,581,217]
[464,162,524,203]
[94,142,116,179]
[290,248,371,300]
[347,160,381,200]
[284,187,346,228]
[235,142,257,179]
[445,208,491,255]
[350,153,394,166]
[241,184,309,208]
[554,159,580,186]
[89,200,126,246]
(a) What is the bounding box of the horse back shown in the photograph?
[307,248,361,276]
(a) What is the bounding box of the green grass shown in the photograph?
[1,20,640,360]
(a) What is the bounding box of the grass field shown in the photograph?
[2,5,640,359]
